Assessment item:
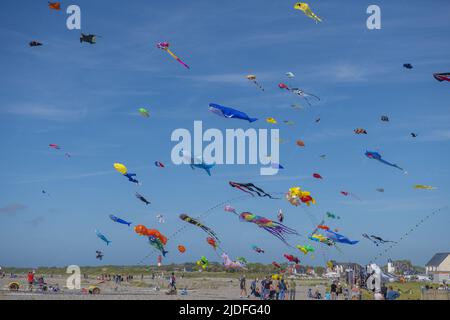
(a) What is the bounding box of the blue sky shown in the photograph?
[0,0,449,269]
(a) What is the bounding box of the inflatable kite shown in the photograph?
[229,182,278,199]
[209,103,257,123]
[206,237,218,250]
[222,253,246,269]
[157,42,190,69]
[354,128,368,134]
[95,230,111,245]
[149,236,168,257]
[154,161,165,168]
[48,2,61,10]
[246,75,264,91]
[252,245,265,254]
[179,214,220,243]
[139,108,149,117]
[363,233,396,246]
[178,245,186,253]
[49,144,61,150]
[197,256,209,270]
[325,230,358,245]
[239,212,298,245]
[403,63,413,69]
[365,151,404,172]
[266,117,277,124]
[313,173,323,179]
[433,72,450,82]
[95,250,103,260]
[296,244,315,255]
[279,83,320,106]
[114,163,140,184]
[286,187,315,206]
[134,225,168,245]
[296,140,305,147]
[29,41,42,47]
[109,214,131,227]
[326,211,340,220]
[284,254,300,264]
[294,2,322,23]
[224,205,237,214]
[309,233,334,246]
[381,115,389,122]
[135,192,150,205]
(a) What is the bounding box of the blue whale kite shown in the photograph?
[209,103,257,123]
[95,229,111,245]
[109,214,132,227]
[325,230,359,245]
[365,151,404,172]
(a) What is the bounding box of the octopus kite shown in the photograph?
[179,214,220,243]
[229,181,278,199]
[239,212,299,245]
[134,225,168,245]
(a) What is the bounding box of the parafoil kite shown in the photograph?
[135,192,150,205]
[365,151,404,172]
[139,108,149,117]
[179,214,220,243]
[197,256,209,270]
[239,212,298,245]
[229,181,278,199]
[109,214,132,227]
[294,3,322,23]
[286,187,315,206]
[433,72,450,82]
[246,75,265,91]
[157,42,190,69]
[134,225,168,245]
[95,230,111,245]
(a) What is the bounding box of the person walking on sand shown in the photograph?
[239,274,248,298]
[169,272,176,291]
[330,281,337,300]
[288,278,296,300]
[27,271,34,291]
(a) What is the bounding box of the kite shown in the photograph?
[222,253,246,269]
[42,190,50,196]
[95,250,104,260]
[313,173,323,179]
[309,233,335,246]
[80,34,97,44]
[381,115,389,122]
[95,230,111,246]
[340,191,361,200]
[317,224,330,231]
[239,212,298,245]
[354,128,368,134]
[286,187,316,206]
[149,236,168,257]
[114,163,140,184]
[65,153,71,158]
[49,144,61,150]
[209,103,257,123]
[139,108,149,117]
[154,161,165,168]
[157,42,190,69]
[156,214,165,224]
[363,234,396,246]
[286,72,295,78]
[294,3,322,23]
[296,140,305,147]
[246,75,264,91]
[229,181,278,199]
[326,212,340,220]
[206,237,218,250]
[134,225,168,245]
[320,154,326,159]
[197,256,209,270]
[411,133,418,138]
[376,188,385,193]
[272,262,281,269]
[29,41,42,47]
[178,245,186,253]
[296,244,315,255]
[279,83,320,106]
[266,117,277,124]
[48,2,61,10]
[325,230,358,245]
[433,72,450,82]
[284,254,300,264]
[179,214,220,243]
[183,153,215,176]
[315,118,321,123]
[403,63,413,69]
[109,214,132,227]
[365,151,405,172]
[224,205,237,214]
[135,192,150,205]
[414,185,436,190]
[252,245,265,254]
[277,209,284,223]
[291,104,303,110]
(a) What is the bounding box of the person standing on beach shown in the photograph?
[169,272,176,291]
[239,274,248,298]
[27,271,34,291]
[330,281,337,300]
[288,278,296,300]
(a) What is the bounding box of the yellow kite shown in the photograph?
[294,3,322,23]
[266,117,277,124]
[414,185,436,190]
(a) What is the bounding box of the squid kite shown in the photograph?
[279,83,320,106]
[365,151,404,172]
[157,42,190,69]
[134,225,168,245]
[229,181,278,199]
[286,187,315,206]
[179,214,220,243]
[246,75,264,91]
[294,3,322,23]
[239,212,299,245]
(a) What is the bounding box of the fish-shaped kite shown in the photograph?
[365,151,405,172]
[209,103,257,123]
[95,230,111,245]
[109,214,132,227]
[294,3,322,23]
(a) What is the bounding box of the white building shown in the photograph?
[425,252,450,283]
